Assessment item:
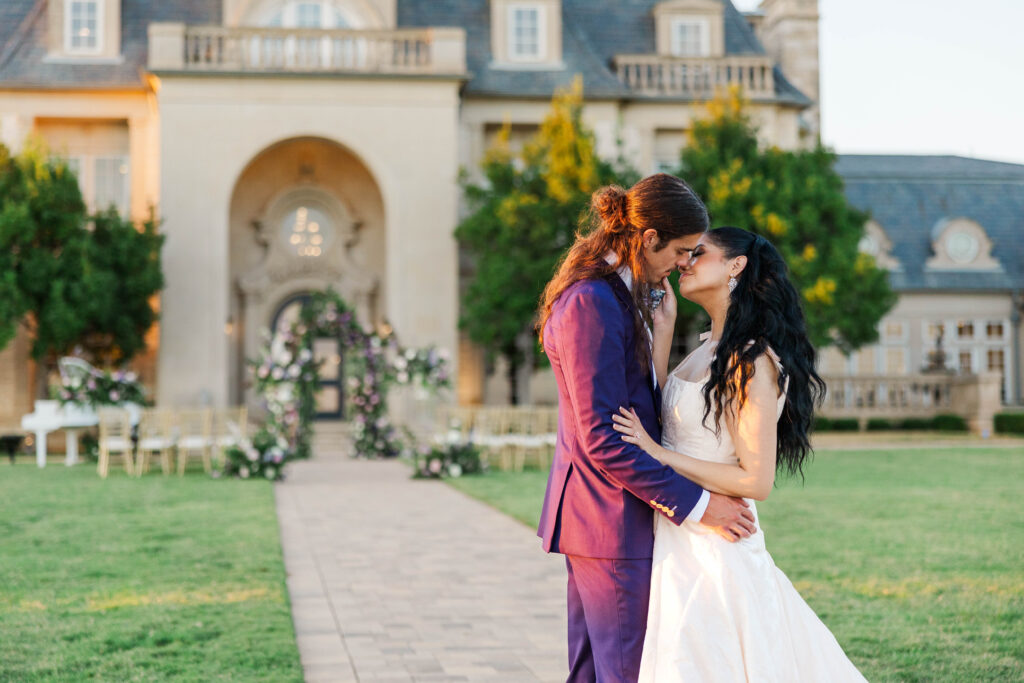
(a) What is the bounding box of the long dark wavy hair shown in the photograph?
[700,227,826,477]
[537,173,709,368]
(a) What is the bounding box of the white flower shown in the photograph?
[394,357,408,370]
[245,447,259,462]
[447,463,463,478]
[428,458,443,474]
[271,367,285,380]
[404,348,416,360]
[239,466,250,479]
[298,349,312,363]
[264,468,276,479]
[396,371,409,384]
[446,429,461,445]
[287,364,301,378]
[348,377,360,389]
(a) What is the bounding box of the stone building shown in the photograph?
[0,0,821,427]
[831,155,1024,406]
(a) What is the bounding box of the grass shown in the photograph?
[448,448,1024,682]
[0,464,302,682]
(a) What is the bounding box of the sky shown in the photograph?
[731,0,1024,164]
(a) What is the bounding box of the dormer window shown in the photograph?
[926,217,1001,271]
[508,5,545,61]
[65,0,101,54]
[653,0,724,58]
[670,17,710,57]
[490,0,562,68]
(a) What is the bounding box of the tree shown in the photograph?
[456,77,635,403]
[676,89,896,352]
[0,140,164,394]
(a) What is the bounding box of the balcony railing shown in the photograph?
[818,372,1002,433]
[148,23,466,76]
[613,55,776,98]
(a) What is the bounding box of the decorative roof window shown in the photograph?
[48,0,121,61]
[254,0,362,28]
[857,219,901,270]
[926,217,1001,271]
[653,0,724,58]
[490,0,562,68]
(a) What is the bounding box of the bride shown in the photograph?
[612,226,867,682]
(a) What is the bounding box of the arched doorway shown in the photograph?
[271,293,346,420]
[228,136,386,413]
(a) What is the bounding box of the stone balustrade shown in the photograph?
[148,23,466,76]
[819,372,1003,435]
[613,54,776,98]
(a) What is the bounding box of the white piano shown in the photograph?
[21,400,98,468]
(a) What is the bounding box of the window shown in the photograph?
[855,348,876,375]
[885,349,906,375]
[295,2,322,28]
[93,156,130,215]
[884,321,905,342]
[670,18,709,57]
[987,349,1005,372]
[987,321,1005,339]
[959,351,972,374]
[508,5,544,61]
[281,205,332,258]
[60,154,129,216]
[66,0,101,54]
[957,321,974,339]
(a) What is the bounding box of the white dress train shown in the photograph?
[639,348,867,682]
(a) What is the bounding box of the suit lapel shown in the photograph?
[602,273,660,411]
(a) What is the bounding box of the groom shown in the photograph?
[536,175,756,682]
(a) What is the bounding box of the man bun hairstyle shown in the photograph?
[593,185,630,234]
[538,174,710,368]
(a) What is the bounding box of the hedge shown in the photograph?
[994,412,1024,434]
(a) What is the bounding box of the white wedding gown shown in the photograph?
[639,348,867,682]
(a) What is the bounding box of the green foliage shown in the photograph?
[455,77,635,403]
[413,441,485,479]
[930,413,969,432]
[813,417,860,432]
[0,141,164,372]
[866,417,898,431]
[994,412,1024,434]
[677,89,896,352]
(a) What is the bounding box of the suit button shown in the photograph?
[667,510,675,518]
[650,500,657,506]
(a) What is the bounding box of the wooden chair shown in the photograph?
[175,409,213,476]
[136,409,174,476]
[212,406,247,469]
[474,407,515,470]
[97,408,134,478]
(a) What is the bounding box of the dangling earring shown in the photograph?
[728,275,738,293]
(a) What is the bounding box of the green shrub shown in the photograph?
[931,414,969,432]
[831,418,860,432]
[899,417,933,430]
[866,418,897,431]
[812,416,832,432]
[994,412,1024,434]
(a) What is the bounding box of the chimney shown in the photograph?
[758,0,820,143]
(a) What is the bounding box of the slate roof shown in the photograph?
[0,0,811,103]
[837,155,1024,292]
[398,0,810,104]
[0,0,221,89]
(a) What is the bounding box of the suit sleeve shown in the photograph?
[554,285,705,524]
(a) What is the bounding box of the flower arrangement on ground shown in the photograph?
[413,441,485,479]
[221,428,292,481]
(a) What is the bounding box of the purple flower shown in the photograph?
[109,390,120,402]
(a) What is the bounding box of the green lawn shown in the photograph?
[0,465,302,682]
[449,448,1024,682]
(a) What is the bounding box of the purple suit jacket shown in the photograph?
[537,274,705,559]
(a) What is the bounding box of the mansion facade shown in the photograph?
[0,0,1020,428]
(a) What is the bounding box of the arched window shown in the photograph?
[257,1,360,29]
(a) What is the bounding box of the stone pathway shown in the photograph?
[274,452,568,682]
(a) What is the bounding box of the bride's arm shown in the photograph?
[651,277,675,389]
[613,354,780,501]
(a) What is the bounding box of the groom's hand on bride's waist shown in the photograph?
[700,493,757,542]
